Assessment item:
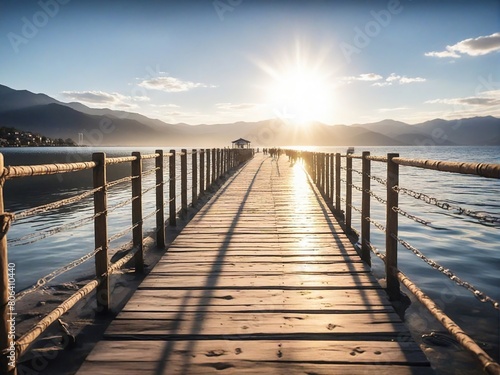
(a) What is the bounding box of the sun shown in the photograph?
[267,67,333,125]
[254,43,336,126]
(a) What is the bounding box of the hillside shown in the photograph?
[0,84,499,146]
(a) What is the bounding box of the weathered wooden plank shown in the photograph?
[77,361,431,375]
[82,340,429,364]
[140,274,381,289]
[120,289,393,312]
[105,311,409,337]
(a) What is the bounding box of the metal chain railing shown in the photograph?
[366,173,387,186]
[394,185,500,224]
[392,233,499,310]
[366,189,387,205]
[392,206,430,226]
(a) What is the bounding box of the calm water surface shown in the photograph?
[2,145,499,370]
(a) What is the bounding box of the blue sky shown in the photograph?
[1,0,499,125]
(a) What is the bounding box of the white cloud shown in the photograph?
[215,102,259,110]
[378,107,409,112]
[62,90,149,108]
[425,32,500,58]
[150,103,180,108]
[138,76,216,92]
[372,73,426,86]
[340,73,383,83]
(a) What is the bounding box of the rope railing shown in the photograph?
[298,149,500,374]
[15,247,102,301]
[0,147,255,373]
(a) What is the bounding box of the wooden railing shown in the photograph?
[0,147,254,374]
[298,150,500,375]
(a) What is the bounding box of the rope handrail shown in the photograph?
[12,186,103,221]
[15,247,102,300]
[394,157,500,179]
[2,161,97,179]
[106,156,136,165]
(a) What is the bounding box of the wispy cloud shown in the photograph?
[215,102,259,110]
[425,32,500,58]
[340,73,383,83]
[62,90,148,108]
[378,107,409,112]
[372,73,426,86]
[138,76,216,92]
[425,90,500,107]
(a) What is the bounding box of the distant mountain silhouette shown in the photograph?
[0,84,499,146]
[353,117,500,146]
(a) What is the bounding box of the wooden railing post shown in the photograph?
[0,154,15,375]
[335,153,341,212]
[199,149,205,196]
[325,153,330,201]
[192,149,198,207]
[131,152,144,273]
[92,152,109,312]
[361,151,371,266]
[155,150,165,249]
[206,148,211,190]
[346,155,352,233]
[330,153,334,204]
[320,154,325,194]
[180,149,187,215]
[211,148,216,185]
[169,150,176,226]
[216,148,221,180]
[386,153,400,300]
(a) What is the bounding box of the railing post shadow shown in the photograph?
[131,152,144,273]
[92,152,109,312]
[169,150,176,227]
[361,151,371,266]
[155,150,165,249]
[180,149,187,216]
[386,153,400,300]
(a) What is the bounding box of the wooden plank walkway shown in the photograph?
[76,154,430,374]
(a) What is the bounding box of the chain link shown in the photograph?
[392,206,430,226]
[367,217,386,232]
[366,189,387,205]
[366,173,387,186]
[394,186,500,224]
[392,233,499,310]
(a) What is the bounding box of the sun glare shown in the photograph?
[268,67,333,125]
[254,43,337,126]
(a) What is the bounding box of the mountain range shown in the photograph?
[0,84,499,147]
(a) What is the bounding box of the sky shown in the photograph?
[1,0,499,126]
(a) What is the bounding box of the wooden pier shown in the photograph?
[75,154,430,374]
